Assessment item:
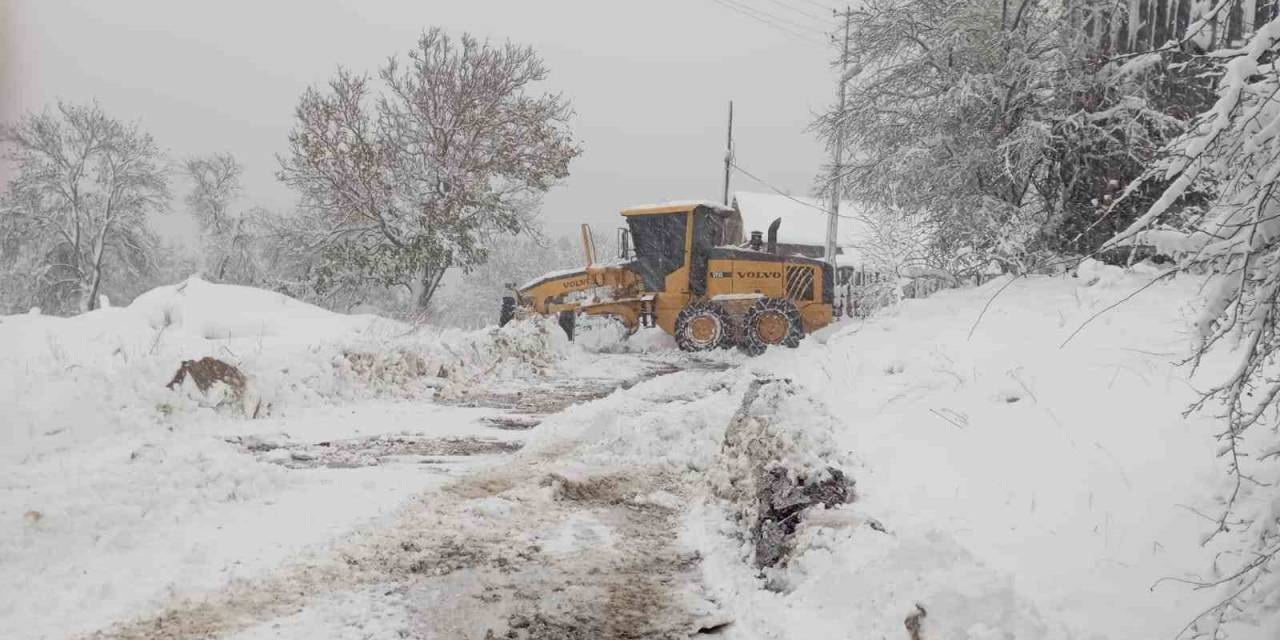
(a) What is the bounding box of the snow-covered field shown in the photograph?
[2,267,1277,639]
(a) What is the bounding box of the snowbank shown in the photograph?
[0,277,571,464]
[709,263,1277,638]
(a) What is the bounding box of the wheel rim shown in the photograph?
[686,314,720,346]
[755,311,789,344]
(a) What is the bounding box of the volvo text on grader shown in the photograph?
[499,202,835,354]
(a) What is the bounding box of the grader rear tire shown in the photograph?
[741,297,803,354]
[675,302,731,352]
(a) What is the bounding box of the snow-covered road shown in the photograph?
[38,353,735,640]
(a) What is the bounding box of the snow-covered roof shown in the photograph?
[621,200,734,215]
[732,191,870,250]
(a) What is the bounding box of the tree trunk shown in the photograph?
[85,226,111,311]
[85,264,104,311]
[416,262,447,311]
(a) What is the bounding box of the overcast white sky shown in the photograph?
[2,0,839,238]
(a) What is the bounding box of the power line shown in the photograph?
[725,0,831,35]
[730,160,859,220]
[711,0,827,43]
[707,0,828,46]
[796,0,842,12]
[754,0,835,26]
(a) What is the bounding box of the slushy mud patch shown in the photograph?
[93,529,510,640]
[228,434,522,469]
[543,468,648,504]
[461,468,722,640]
[444,381,623,413]
[485,415,543,431]
[95,465,721,639]
[437,355,729,414]
[439,370,670,414]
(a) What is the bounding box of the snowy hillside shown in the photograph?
[2,268,1276,638]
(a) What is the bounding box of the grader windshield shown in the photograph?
[626,211,686,291]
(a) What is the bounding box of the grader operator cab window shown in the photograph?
[693,209,730,250]
[627,212,686,292]
[690,208,731,296]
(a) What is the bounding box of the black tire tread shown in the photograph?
[674,302,732,352]
[741,297,804,354]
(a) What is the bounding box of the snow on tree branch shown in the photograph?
[277,28,581,314]
[0,102,169,314]
[1104,15,1280,637]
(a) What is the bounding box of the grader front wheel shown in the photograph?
[558,311,576,341]
[498,296,516,327]
[742,297,804,354]
[675,302,731,351]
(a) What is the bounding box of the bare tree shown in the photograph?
[182,153,265,283]
[185,153,241,235]
[0,102,169,313]
[278,28,581,313]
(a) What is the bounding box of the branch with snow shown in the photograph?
[1102,17,1280,637]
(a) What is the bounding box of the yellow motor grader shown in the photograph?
[499,201,834,353]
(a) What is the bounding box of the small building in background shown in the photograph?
[730,190,870,264]
[731,190,948,316]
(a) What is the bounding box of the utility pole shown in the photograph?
[825,9,851,266]
[723,100,734,206]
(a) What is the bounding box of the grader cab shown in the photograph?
[500,201,834,353]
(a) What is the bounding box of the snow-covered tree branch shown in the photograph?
[1105,16,1280,636]
[813,0,1206,270]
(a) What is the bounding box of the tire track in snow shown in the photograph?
[413,465,721,639]
[86,355,735,640]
